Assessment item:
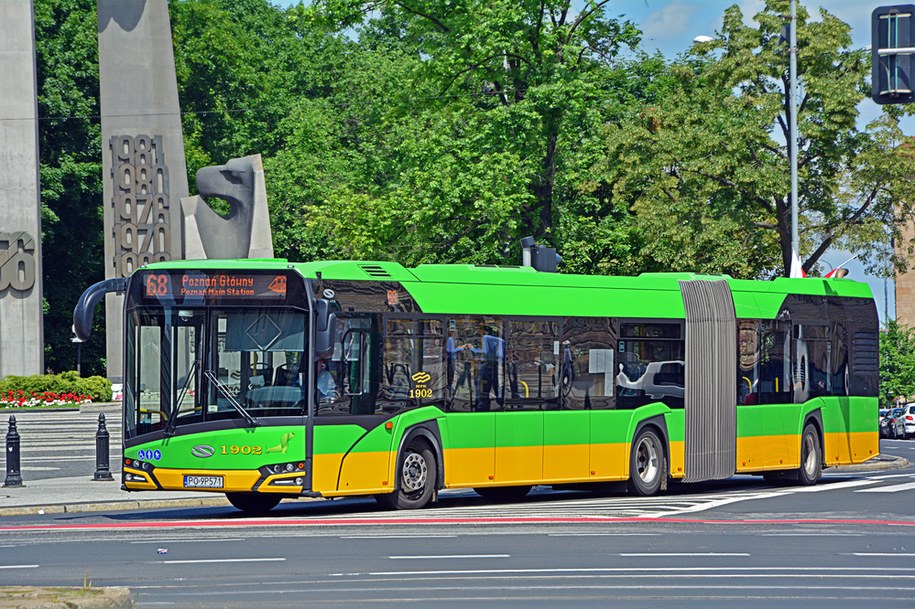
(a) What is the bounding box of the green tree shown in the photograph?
[596,1,915,278]
[34,0,106,375]
[288,0,643,266]
[880,321,915,406]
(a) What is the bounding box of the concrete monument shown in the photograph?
[0,0,44,377]
[98,0,189,381]
[182,154,274,260]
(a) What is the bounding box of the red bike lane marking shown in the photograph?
[2,516,915,532]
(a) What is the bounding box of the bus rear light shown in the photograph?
[125,458,132,466]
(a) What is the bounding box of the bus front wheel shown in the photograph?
[225,492,282,515]
[627,428,665,496]
[376,442,436,510]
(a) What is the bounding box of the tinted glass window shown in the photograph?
[564,318,617,410]
[446,317,505,412]
[794,324,831,401]
[505,320,560,410]
[754,320,792,405]
[616,321,684,409]
[316,315,381,416]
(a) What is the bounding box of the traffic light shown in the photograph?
[872,5,915,105]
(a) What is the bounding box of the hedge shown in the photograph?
[0,371,112,404]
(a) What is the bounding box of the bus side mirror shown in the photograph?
[315,299,338,358]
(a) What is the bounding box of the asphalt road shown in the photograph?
[2,440,915,608]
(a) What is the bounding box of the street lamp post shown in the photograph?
[789,0,800,275]
[71,336,82,376]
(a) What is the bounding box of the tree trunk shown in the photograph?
[531,130,558,238]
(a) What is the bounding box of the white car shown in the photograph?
[902,404,915,439]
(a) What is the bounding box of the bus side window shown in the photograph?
[615,321,683,409]
[564,317,618,410]
[504,320,558,410]
[757,320,791,404]
[738,320,761,405]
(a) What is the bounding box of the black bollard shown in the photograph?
[4,416,23,487]
[93,413,114,481]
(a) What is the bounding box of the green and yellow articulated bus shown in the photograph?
[74,255,879,514]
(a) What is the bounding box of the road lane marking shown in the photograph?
[761,532,864,537]
[851,553,915,557]
[618,552,749,557]
[130,539,248,544]
[548,533,659,537]
[340,535,457,539]
[389,554,509,560]
[856,482,915,493]
[366,566,899,576]
[157,558,286,564]
[0,565,39,569]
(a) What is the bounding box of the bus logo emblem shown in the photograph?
[192,445,215,458]
[412,371,431,384]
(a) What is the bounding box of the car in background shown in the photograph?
[901,404,915,439]
[880,408,894,438]
[884,407,906,439]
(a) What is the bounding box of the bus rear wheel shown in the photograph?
[474,485,532,502]
[225,492,282,515]
[796,423,822,486]
[376,442,436,510]
[627,428,665,497]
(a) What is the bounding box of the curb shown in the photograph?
[831,455,909,472]
[0,496,231,517]
[0,586,134,609]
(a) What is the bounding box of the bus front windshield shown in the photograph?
[125,306,307,439]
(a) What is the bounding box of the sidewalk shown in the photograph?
[0,476,230,517]
[1,403,230,517]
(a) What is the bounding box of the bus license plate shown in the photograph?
[184,475,224,488]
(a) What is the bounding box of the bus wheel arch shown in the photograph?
[375,423,442,510]
[627,417,669,497]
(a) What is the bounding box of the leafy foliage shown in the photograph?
[880,321,915,406]
[34,0,105,375]
[29,0,915,377]
[0,371,112,403]
[596,1,915,278]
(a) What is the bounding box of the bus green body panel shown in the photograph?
[120,258,879,503]
[122,425,306,493]
[124,425,306,469]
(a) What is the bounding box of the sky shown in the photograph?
[272,0,899,320]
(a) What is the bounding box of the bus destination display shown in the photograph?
[143,272,287,303]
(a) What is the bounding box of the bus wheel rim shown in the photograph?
[803,434,817,476]
[402,451,427,492]
[637,437,659,483]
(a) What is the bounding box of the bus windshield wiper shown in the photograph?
[203,369,259,427]
[164,361,198,437]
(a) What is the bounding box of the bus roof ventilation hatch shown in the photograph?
[359,264,392,278]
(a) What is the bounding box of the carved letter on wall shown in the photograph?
[110,134,172,277]
[0,232,37,293]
